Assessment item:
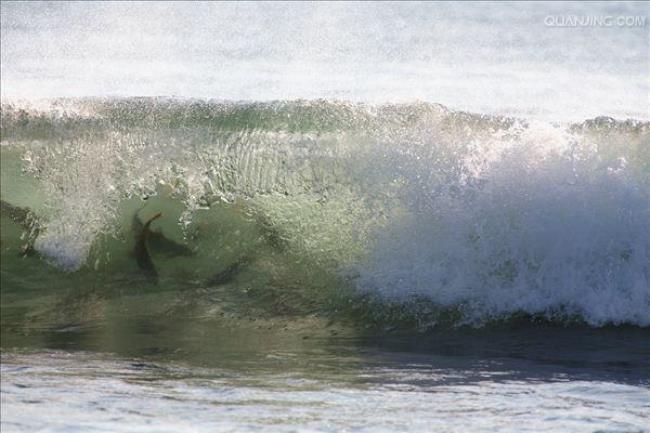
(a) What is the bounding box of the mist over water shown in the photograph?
[1,2,648,120]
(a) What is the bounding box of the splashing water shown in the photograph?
[1,99,648,327]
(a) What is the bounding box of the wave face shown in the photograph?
[1,98,649,328]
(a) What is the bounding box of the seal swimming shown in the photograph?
[131,211,194,258]
[132,209,250,285]
[2,198,257,285]
[133,211,163,281]
[0,199,40,256]
[207,255,251,286]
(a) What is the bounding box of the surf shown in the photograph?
[1,98,648,329]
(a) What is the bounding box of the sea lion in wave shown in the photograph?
[132,210,198,282]
[0,199,40,256]
[133,211,163,281]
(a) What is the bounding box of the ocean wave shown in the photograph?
[1,98,648,327]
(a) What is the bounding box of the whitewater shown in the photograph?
[2,99,648,327]
[1,2,649,433]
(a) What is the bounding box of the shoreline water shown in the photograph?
[3,325,649,433]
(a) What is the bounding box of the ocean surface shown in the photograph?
[1,2,649,432]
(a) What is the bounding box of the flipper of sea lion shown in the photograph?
[1,200,31,224]
[132,211,194,258]
[207,255,251,286]
[133,212,162,281]
[1,199,40,256]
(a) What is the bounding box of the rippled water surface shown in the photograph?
[2,327,650,433]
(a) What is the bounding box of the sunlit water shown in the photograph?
[2,2,649,432]
[2,328,650,433]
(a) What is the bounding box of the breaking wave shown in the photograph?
[1,98,649,328]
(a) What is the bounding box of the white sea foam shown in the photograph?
[2,351,649,433]
[3,99,648,325]
[355,120,650,326]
